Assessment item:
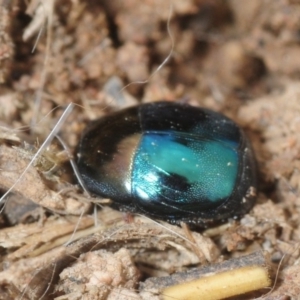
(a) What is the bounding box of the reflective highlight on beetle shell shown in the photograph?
[77,101,257,226]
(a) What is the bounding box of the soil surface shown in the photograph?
[1,0,300,299]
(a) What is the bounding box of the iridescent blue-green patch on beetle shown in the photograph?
[76,101,257,227]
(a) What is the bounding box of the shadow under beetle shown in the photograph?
[76,101,257,227]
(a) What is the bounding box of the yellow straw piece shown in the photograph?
[162,265,271,300]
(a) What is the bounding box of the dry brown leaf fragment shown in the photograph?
[0,144,90,214]
[21,221,218,299]
[22,0,55,41]
[0,215,94,260]
[0,126,20,143]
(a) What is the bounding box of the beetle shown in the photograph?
[76,101,257,226]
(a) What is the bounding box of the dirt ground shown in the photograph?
[1,0,300,299]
